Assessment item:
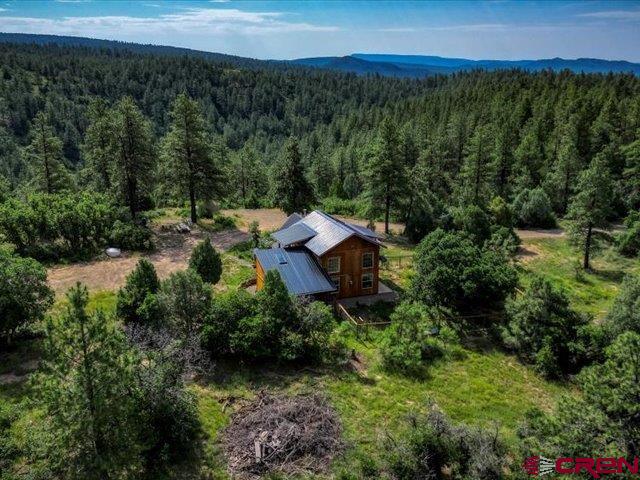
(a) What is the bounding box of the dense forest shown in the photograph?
[2,38,640,479]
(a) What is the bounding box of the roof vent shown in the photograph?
[276,252,288,264]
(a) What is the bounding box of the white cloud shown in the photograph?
[0,7,339,36]
[578,10,640,20]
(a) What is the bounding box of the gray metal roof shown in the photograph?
[254,248,337,295]
[280,213,303,230]
[278,210,382,257]
[271,222,317,246]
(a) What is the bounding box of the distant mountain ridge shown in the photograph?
[295,53,640,77]
[1,33,638,78]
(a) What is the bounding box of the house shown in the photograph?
[253,210,384,301]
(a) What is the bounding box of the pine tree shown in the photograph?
[82,98,112,192]
[37,283,139,479]
[234,143,267,207]
[545,121,582,214]
[24,112,69,194]
[459,124,494,206]
[271,137,314,215]
[110,97,155,218]
[567,156,613,269]
[622,139,640,211]
[365,117,404,234]
[161,94,223,223]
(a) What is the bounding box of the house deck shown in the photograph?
[336,281,398,308]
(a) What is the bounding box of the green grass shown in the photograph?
[187,329,567,476]
[520,237,639,318]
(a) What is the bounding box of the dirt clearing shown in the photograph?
[47,227,249,295]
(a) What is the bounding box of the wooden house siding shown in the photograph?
[255,258,266,291]
[320,236,379,299]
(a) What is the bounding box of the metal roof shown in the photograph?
[280,213,303,230]
[271,222,317,246]
[277,210,382,257]
[254,248,337,296]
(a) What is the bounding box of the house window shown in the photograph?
[361,272,374,289]
[331,276,341,291]
[362,252,374,269]
[326,256,341,274]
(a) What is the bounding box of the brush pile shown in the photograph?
[223,392,344,478]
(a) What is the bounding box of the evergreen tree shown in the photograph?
[36,283,139,479]
[24,111,69,194]
[492,124,516,199]
[544,120,581,214]
[110,97,155,218]
[622,138,640,211]
[189,237,222,284]
[271,137,314,215]
[365,117,404,234]
[82,98,112,192]
[459,124,494,206]
[161,94,224,223]
[233,143,267,207]
[567,156,613,269]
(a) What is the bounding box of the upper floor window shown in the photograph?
[362,251,374,269]
[361,272,374,289]
[326,256,341,274]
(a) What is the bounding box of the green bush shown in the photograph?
[202,271,341,362]
[189,238,222,284]
[158,270,212,337]
[380,302,450,377]
[604,274,640,341]
[512,188,557,228]
[485,225,520,257]
[502,276,593,378]
[0,192,119,259]
[380,404,508,480]
[410,229,518,315]
[116,259,160,325]
[618,220,640,257]
[196,200,218,219]
[452,204,492,244]
[109,220,154,251]
[0,246,54,341]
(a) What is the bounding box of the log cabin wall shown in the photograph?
[320,236,379,299]
[255,258,266,290]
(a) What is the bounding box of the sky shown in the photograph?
[0,0,639,61]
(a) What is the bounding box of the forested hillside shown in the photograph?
[1,39,639,233]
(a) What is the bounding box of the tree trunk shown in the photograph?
[189,180,197,224]
[384,189,391,235]
[584,223,593,270]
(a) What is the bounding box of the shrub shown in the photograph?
[202,271,341,362]
[0,246,54,341]
[321,196,359,216]
[380,404,508,480]
[502,276,593,377]
[196,200,218,219]
[116,259,160,325]
[189,238,222,284]
[487,195,513,228]
[410,229,518,315]
[109,220,154,251]
[404,203,437,243]
[485,225,520,257]
[603,274,640,341]
[452,205,492,244]
[380,302,449,377]
[512,188,557,228]
[618,220,640,257]
[158,270,212,337]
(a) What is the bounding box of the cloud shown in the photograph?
[210,0,230,3]
[54,0,91,3]
[578,10,640,20]
[0,7,339,36]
